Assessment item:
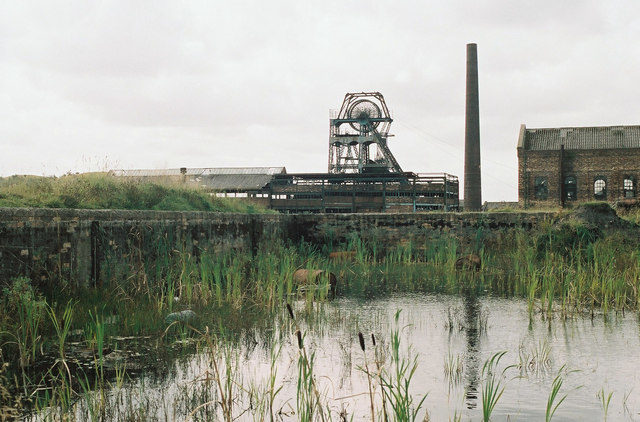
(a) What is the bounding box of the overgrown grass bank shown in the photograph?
[0,174,271,213]
[620,208,640,225]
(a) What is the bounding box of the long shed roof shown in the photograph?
[109,167,286,177]
[108,167,286,191]
[199,174,276,191]
[518,124,640,151]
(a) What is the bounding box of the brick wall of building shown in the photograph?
[519,147,640,208]
[518,148,562,207]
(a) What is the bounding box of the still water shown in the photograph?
[98,294,640,421]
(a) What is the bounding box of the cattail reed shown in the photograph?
[371,333,376,346]
[357,331,375,421]
[286,303,295,320]
[296,330,303,349]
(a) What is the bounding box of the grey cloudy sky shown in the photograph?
[2,1,639,201]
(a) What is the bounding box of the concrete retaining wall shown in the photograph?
[0,208,557,286]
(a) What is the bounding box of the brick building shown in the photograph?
[517,124,640,207]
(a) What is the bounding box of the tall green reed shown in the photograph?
[597,387,613,422]
[44,300,75,413]
[545,366,569,422]
[481,351,512,422]
[379,311,427,422]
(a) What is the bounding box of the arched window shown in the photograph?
[534,177,548,200]
[594,177,607,200]
[564,176,577,201]
[623,176,635,198]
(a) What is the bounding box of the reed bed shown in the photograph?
[332,222,640,317]
[0,214,639,418]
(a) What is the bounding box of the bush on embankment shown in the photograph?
[0,174,271,213]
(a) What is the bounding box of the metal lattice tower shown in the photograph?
[328,92,403,174]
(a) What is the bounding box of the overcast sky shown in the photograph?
[2,1,639,201]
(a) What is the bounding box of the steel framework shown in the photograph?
[328,92,403,174]
[269,172,459,213]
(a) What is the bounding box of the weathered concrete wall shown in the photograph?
[0,208,286,286]
[291,212,555,246]
[0,208,557,286]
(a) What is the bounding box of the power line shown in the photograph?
[395,118,518,171]
[395,119,517,190]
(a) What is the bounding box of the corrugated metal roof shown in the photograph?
[109,167,286,177]
[198,174,274,190]
[525,125,640,150]
[108,167,285,191]
[109,169,182,177]
[199,167,286,176]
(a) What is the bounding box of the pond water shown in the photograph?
[85,294,640,421]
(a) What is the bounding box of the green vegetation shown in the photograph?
[619,207,640,225]
[0,204,639,419]
[0,173,271,213]
[481,351,510,422]
[545,366,569,422]
[379,310,427,422]
[598,387,614,422]
[328,221,640,317]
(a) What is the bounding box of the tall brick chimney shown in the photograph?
[464,43,482,211]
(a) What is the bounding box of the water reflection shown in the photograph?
[462,289,480,409]
[63,294,640,421]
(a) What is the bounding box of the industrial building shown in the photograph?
[274,91,459,212]
[109,43,490,213]
[517,124,640,207]
[108,167,284,198]
[269,172,458,213]
[111,91,460,213]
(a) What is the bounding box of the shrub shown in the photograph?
[534,223,600,259]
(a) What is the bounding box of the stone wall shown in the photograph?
[0,208,285,286]
[291,212,553,246]
[0,208,556,286]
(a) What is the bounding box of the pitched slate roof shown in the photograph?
[520,125,640,151]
